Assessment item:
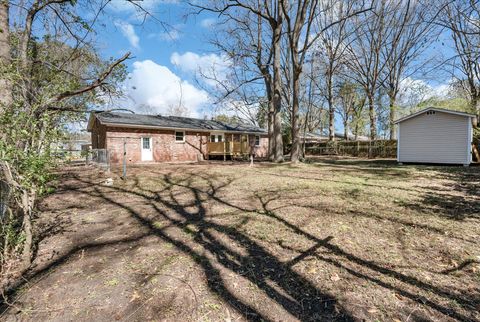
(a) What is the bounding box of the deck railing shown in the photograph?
[207,142,249,155]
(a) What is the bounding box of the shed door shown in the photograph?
[141,137,153,161]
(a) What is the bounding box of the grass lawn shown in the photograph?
[2,158,479,321]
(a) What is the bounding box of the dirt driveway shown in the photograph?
[1,159,479,321]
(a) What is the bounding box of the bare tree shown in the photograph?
[190,1,286,162]
[0,1,12,112]
[345,0,388,140]
[280,0,319,162]
[381,0,439,139]
[314,0,360,142]
[441,0,480,115]
[0,0,166,290]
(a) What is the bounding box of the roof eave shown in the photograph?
[98,121,268,135]
[394,107,476,124]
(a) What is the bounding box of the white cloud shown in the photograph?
[109,0,178,13]
[397,77,451,108]
[170,51,232,86]
[114,21,140,49]
[122,60,210,117]
[200,18,216,28]
[150,29,181,42]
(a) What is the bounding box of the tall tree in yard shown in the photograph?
[315,0,359,142]
[381,0,438,139]
[281,0,319,162]
[191,1,285,162]
[282,0,371,161]
[441,1,480,116]
[345,0,388,141]
[0,0,146,292]
[0,0,11,113]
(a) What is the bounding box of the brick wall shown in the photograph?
[91,122,269,163]
[105,127,208,164]
[90,118,107,149]
[253,135,268,158]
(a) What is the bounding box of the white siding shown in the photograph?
[398,111,470,164]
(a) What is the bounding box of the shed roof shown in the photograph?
[394,107,476,124]
[88,112,267,134]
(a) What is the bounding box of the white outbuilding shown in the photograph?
[394,107,477,166]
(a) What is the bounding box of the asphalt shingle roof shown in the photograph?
[94,112,267,134]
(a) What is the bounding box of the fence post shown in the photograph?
[122,140,126,178]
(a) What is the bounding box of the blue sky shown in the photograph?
[93,1,225,118]
[90,0,457,129]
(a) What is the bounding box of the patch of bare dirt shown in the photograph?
[1,160,479,321]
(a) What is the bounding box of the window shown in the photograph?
[210,134,223,142]
[426,110,436,115]
[255,136,260,146]
[142,137,150,149]
[175,131,185,142]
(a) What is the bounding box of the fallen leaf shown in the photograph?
[330,273,340,282]
[130,290,140,302]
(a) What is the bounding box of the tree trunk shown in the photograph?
[344,120,348,142]
[0,0,12,112]
[268,107,275,161]
[389,92,396,140]
[368,92,376,140]
[327,76,335,141]
[328,97,335,141]
[272,17,284,163]
[290,69,301,163]
[21,190,34,270]
[471,93,480,117]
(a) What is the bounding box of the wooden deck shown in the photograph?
[207,142,250,158]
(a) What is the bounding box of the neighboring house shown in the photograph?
[394,107,477,166]
[87,112,268,164]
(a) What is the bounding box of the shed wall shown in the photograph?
[398,111,470,164]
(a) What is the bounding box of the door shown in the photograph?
[141,137,153,161]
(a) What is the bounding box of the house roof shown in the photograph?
[88,112,267,134]
[394,107,477,124]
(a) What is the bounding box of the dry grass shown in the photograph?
[1,159,479,321]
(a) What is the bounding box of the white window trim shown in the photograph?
[175,130,185,143]
[467,116,472,165]
[142,137,152,149]
[397,125,400,163]
[210,132,224,142]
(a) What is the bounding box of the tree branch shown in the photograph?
[52,52,130,103]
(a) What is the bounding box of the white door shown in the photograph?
[141,137,153,161]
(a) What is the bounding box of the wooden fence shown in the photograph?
[305,140,397,158]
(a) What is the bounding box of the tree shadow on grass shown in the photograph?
[112,171,477,321]
[3,168,478,321]
[401,167,480,221]
[253,191,478,321]
[2,172,355,321]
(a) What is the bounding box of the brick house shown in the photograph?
[87,112,269,164]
